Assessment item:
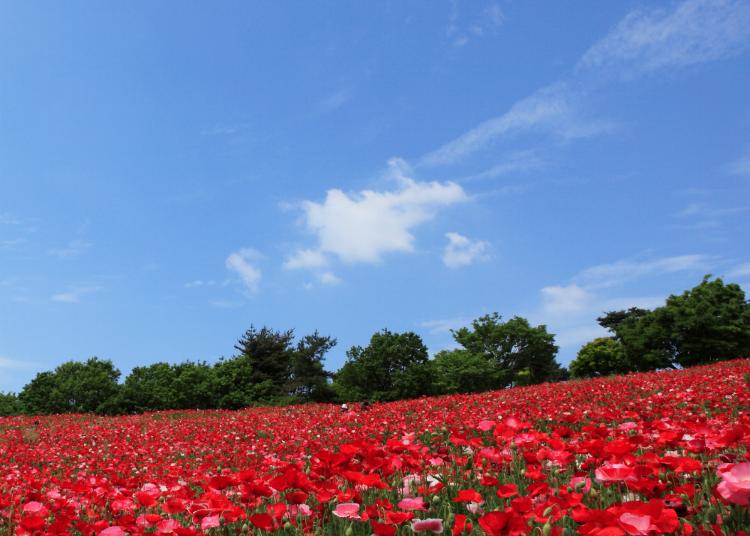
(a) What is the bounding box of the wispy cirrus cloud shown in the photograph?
[447,2,504,48]
[420,83,608,167]
[727,263,750,279]
[579,0,750,75]
[574,254,716,289]
[422,0,750,169]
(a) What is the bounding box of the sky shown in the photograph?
[2,0,750,393]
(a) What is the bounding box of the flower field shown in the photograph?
[2,360,750,535]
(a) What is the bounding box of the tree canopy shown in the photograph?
[334,329,433,401]
[451,313,564,387]
[569,337,628,379]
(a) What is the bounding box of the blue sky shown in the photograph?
[2,1,750,393]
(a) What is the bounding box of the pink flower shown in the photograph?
[477,420,496,432]
[333,502,362,520]
[717,462,750,505]
[22,502,48,516]
[619,513,651,535]
[287,504,312,517]
[99,527,126,536]
[411,518,444,533]
[201,515,221,530]
[397,497,428,511]
[156,519,180,534]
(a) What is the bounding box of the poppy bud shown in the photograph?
[543,506,554,517]
[345,527,353,536]
[241,524,249,533]
[542,522,552,536]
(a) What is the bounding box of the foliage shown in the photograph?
[451,313,564,387]
[0,391,22,416]
[334,329,433,401]
[569,337,628,378]
[234,325,295,398]
[18,357,121,415]
[432,348,501,393]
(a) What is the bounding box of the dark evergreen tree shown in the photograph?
[234,325,295,397]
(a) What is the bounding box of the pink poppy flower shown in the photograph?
[397,497,427,511]
[619,512,651,535]
[22,501,48,516]
[477,420,496,432]
[717,462,750,505]
[99,527,126,536]
[156,519,180,534]
[333,502,362,520]
[411,518,444,533]
[201,515,221,530]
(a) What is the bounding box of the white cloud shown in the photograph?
[540,284,592,315]
[291,160,467,264]
[318,271,342,286]
[50,286,101,304]
[225,248,262,293]
[727,263,750,279]
[580,0,750,75]
[283,249,329,270]
[575,254,715,288]
[442,232,489,268]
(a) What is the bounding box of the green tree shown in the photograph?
[432,349,501,394]
[569,337,628,378]
[0,392,23,416]
[173,361,218,409]
[119,362,178,412]
[234,326,295,398]
[452,313,563,387]
[213,355,258,409]
[333,330,433,401]
[19,357,121,414]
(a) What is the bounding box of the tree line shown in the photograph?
[1,275,748,416]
